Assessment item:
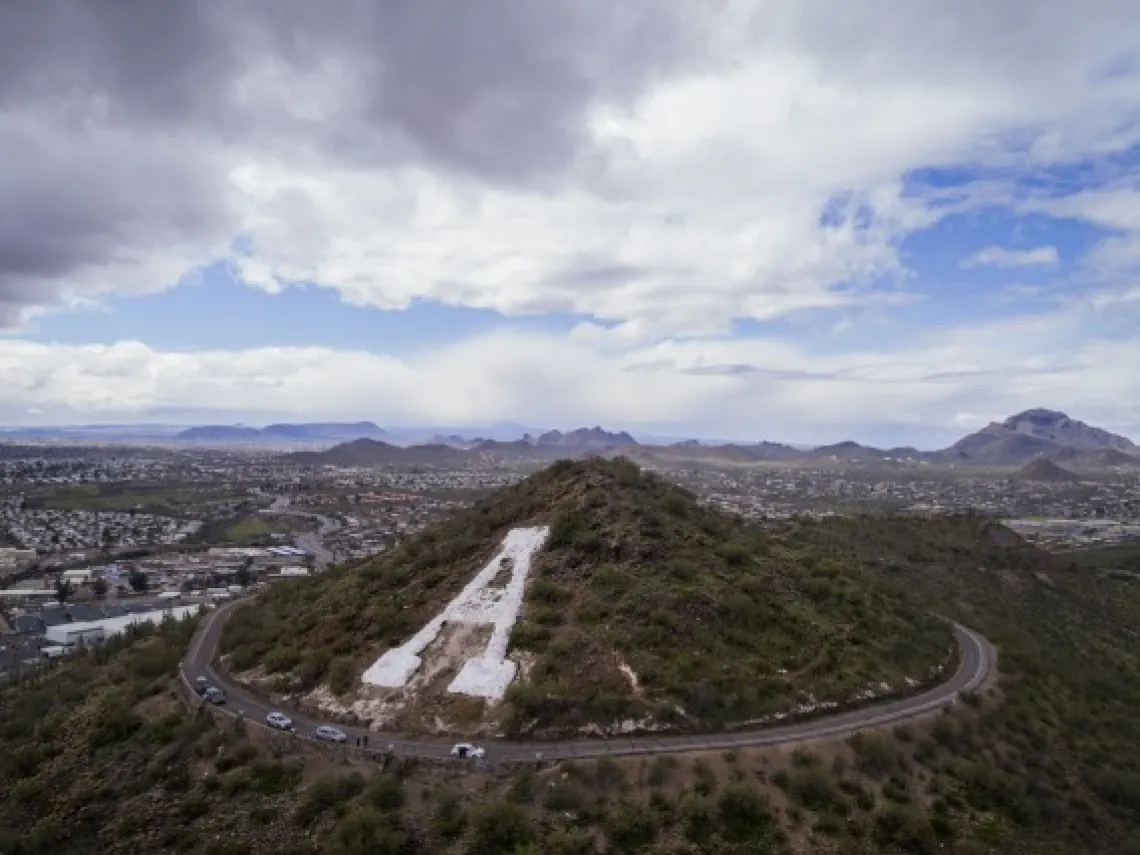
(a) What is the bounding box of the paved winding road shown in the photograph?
[183,601,993,765]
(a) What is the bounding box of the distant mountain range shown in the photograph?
[282,427,639,466]
[275,410,1140,472]
[175,422,391,442]
[1,409,1137,472]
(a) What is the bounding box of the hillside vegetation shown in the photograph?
[5,482,1140,851]
[221,458,952,736]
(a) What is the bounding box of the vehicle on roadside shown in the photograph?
[314,725,347,743]
[265,711,294,730]
[194,677,210,696]
[450,742,486,760]
[203,687,226,705]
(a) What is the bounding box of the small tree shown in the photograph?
[92,577,108,600]
[235,563,253,588]
[54,578,73,604]
[127,569,149,593]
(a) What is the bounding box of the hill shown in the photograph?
[948,408,1138,465]
[221,458,954,738]
[1052,446,1140,470]
[8,483,1140,852]
[1013,458,1080,482]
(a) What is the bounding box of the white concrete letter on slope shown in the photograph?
[361,525,549,701]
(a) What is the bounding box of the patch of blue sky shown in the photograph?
[22,262,588,353]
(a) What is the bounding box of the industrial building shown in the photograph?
[42,604,200,647]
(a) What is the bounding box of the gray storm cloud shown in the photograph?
[0,0,704,324]
[1,0,1139,329]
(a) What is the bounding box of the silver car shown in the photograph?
[314,725,347,743]
[265,711,294,730]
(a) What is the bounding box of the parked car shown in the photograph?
[203,687,226,705]
[194,677,210,696]
[450,742,486,760]
[314,725,347,743]
[265,711,294,730]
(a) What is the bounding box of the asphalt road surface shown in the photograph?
[183,600,993,765]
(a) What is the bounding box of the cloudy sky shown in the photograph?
[2,0,1140,446]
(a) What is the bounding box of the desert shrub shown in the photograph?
[327,657,355,695]
[468,801,534,855]
[508,770,535,804]
[791,748,819,768]
[679,794,716,843]
[215,743,258,773]
[593,757,627,790]
[604,800,657,851]
[531,578,572,604]
[365,775,406,812]
[250,759,303,795]
[646,755,675,787]
[786,768,850,815]
[849,732,905,779]
[509,621,551,652]
[431,792,467,842]
[294,772,366,826]
[882,775,912,804]
[327,806,414,855]
[543,783,586,813]
[718,783,775,840]
[543,827,595,855]
[873,805,937,853]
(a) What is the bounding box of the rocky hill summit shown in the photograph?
[1014,458,1080,482]
[949,408,1138,464]
[221,458,954,738]
[531,426,639,450]
[1001,408,1137,451]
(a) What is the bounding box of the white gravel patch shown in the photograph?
[362,525,549,701]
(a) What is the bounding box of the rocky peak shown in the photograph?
[1000,409,1136,453]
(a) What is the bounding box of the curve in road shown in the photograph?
[183,600,993,765]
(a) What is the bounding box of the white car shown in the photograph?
[450,742,486,760]
[314,725,347,743]
[265,711,294,730]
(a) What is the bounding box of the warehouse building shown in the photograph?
[43,604,200,647]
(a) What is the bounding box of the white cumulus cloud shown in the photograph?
[962,246,1060,269]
